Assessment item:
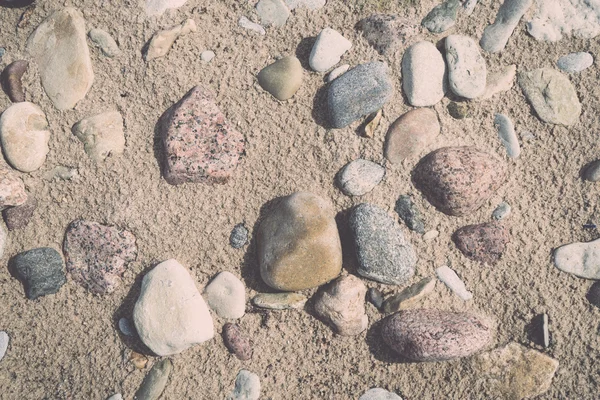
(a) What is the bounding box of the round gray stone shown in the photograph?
[337,159,385,196]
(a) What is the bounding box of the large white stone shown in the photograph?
[72,111,125,162]
[203,271,246,319]
[402,41,446,107]
[133,259,214,356]
[554,238,600,279]
[309,28,352,72]
[445,35,486,99]
[0,102,50,172]
[27,8,94,110]
[145,0,189,16]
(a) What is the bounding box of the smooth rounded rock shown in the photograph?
[12,247,66,300]
[201,50,215,63]
[445,35,486,99]
[72,111,125,162]
[88,28,120,57]
[494,113,520,158]
[453,221,510,265]
[309,28,351,72]
[314,275,368,336]
[134,359,172,400]
[492,201,511,220]
[251,292,307,310]
[256,0,290,27]
[480,0,533,53]
[203,271,246,319]
[327,64,349,82]
[402,41,446,107]
[257,192,342,291]
[223,323,252,361]
[227,370,261,400]
[381,309,494,362]
[557,52,593,73]
[0,102,50,172]
[336,159,385,196]
[133,259,215,356]
[384,108,440,163]
[258,56,303,101]
[230,223,249,249]
[359,388,403,400]
[553,238,600,279]
[1,60,28,102]
[583,160,600,182]
[118,318,134,336]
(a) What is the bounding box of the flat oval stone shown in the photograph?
[0,102,50,172]
[445,35,486,99]
[381,309,494,362]
[452,221,510,265]
[203,271,246,319]
[494,113,520,158]
[309,28,351,72]
[412,146,507,216]
[229,370,261,400]
[251,292,307,310]
[134,359,172,399]
[402,41,446,107]
[223,323,252,361]
[385,108,440,163]
[257,56,303,101]
[583,160,600,182]
[257,192,342,291]
[557,52,593,73]
[88,29,121,58]
[314,275,368,336]
[256,0,290,27]
[336,159,385,196]
[553,238,600,279]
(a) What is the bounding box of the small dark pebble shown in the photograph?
[367,287,384,309]
[447,101,470,119]
[587,282,600,308]
[134,358,172,400]
[3,195,36,230]
[12,247,66,300]
[394,195,425,234]
[1,60,28,103]
[229,223,249,249]
[0,0,35,8]
[583,223,596,230]
[223,323,252,361]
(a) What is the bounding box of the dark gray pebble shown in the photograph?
[367,287,384,309]
[12,247,66,300]
[394,195,425,234]
[230,223,249,249]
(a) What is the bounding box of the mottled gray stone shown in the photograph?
[12,247,66,300]
[134,359,172,400]
[422,0,460,33]
[492,201,511,220]
[227,370,261,400]
[367,287,384,309]
[358,14,419,56]
[230,224,249,248]
[88,28,120,57]
[557,52,593,73]
[394,195,425,234]
[480,0,533,53]
[337,159,385,196]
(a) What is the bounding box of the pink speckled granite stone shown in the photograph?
[0,162,26,210]
[382,309,494,362]
[159,86,245,185]
[453,221,510,265]
[412,146,506,216]
[3,195,36,230]
[63,220,137,295]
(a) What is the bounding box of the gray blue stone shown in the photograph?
[230,223,249,249]
[557,52,593,73]
[12,247,66,300]
[394,195,425,234]
[422,0,460,34]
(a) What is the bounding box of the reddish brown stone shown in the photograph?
[412,146,506,216]
[381,309,493,362]
[223,323,252,361]
[159,86,245,185]
[384,108,440,163]
[2,195,36,230]
[453,221,509,265]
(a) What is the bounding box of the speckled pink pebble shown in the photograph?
[0,162,27,210]
[159,86,245,185]
[63,220,137,295]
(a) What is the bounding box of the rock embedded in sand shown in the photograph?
[384,108,440,164]
[133,259,215,356]
[72,111,125,162]
[586,281,600,308]
[327,62,393,128]
[309,28,351,72]
[358,14,418,56]
[12,247,66,300]
[453,221,510,265]
[3,195,36,230]
[518,68,581,126]
[251,292,307,310]
[445,35,487,99]
[228,370,261,400]
[0,331,8,363]
[402,41,446,107]
[0,102,50,173]
[230,223,249,249]
[462,0,478,14]
[107,394,123,400]
[349,203,417,285]
[284,0,325,10]
[492,201,511,220]
[412,146,507,216]
[327,64,349,82]
[0,223,6,260]
[359,388,403,400]
[118,317,134,336]
[336,159,385,197]
[257,192,342,291]
[204,271,246,319]
[27,8,94,110]
[223,323,252,361]
[382,277,436,313]
[494,113,520,158]
[480,0,533,53]
[134,359,172,400]
[381,309,493,362]
[88,28,120,57]
[145,0,188,16]
[1,60,28,102]
[314,275,368,336]
[394,195,425,234]
[144,19,196,61]
[557,52,593,73]
[479,64,516,100]
[63,220,137,295]
[475,342,559,399]
[422,0,460,34]
[256,0,290,27]
[553,238,600,279]
[159,86,245,185]
[583,160,600,182]
[0,162,27,210]
[238,16,266,35]
[436,265,472,300]
[200,50,215,63]
[257,56,303,101]
[367,287,384,309]
[447,101,471,119]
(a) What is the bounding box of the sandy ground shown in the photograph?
[0,0,600,398]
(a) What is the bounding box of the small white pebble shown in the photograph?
[0,331,8,363]
[118,318,134,336]
[327,64,350,82]
[436,265,472,300]
[423,230,439,241]
[238,16,266,35]
[201,50,215,63]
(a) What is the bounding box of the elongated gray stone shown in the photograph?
[554,238,600,279]
[436,265,472,300]
[557,52,593,73]
[494,114,520,158]
[480,0,533,53]
[134,359,172,400]
[422,0,460,34]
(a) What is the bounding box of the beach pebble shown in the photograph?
[12,247,66,300]
[133,259,214,356]
[327,62,393,128]
[394,195,425,234]
[436,265,472,300]
[227,370,261,400]
[367,287,384,309]
[358,14,418,56]
[349,203,417,285]
[553,238,600,279]
[256,0,290,27]
[475,342,558,399]
[314,275,368,336]
[336,159,385,196]
[382,309,493,361]
[223,323,252,361]
[382,277,436,313]
[64,220,137,295]
[412,146,507,216]
[402,41,446,107]
[0,223,7,259]
[359,388,402,400]
[0,331,8,363]
[542,313,550,348]
[494,113,520,158]
[27,8,94,110]
[309,28,351,72]
[204,271,246,319]
[423,230,439,241]
[45,166,78,181]
[118,318,134,336]
[557,52,593,73]
[257,192,342,291]
[479,64,516,100]
[134,359,172,400]
[230,224,249,249]
[3,195,36,231]
[583,160,600,182]
[88,28,120,57]
[518,68,581,126]
[327,64,349,82]
[492,202,511,220]
[480,0,533,53]
[385,108,440,164]
[238,16,266,35]
[445,35,487,99]
[447,101,471,119]
[526,0,600,41]
[462,0,478,14]
[453,221,510,265]
[251,292,307,310]
[586,281,600,308]
[0,48,4,58]
[159,86,245,185]
[145,0,188,16]
[0,162,27,210]
[144,19,196,61]
[257,56,303,101]
[128,350,148,370]
[1,60,28,102]
[107,395,123,400]
[422,0,460,33]
[0,102,50,172]
[201,50,215,63]
[72,111,125,162]
[284,0,325,10]
[362,110,382,138]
